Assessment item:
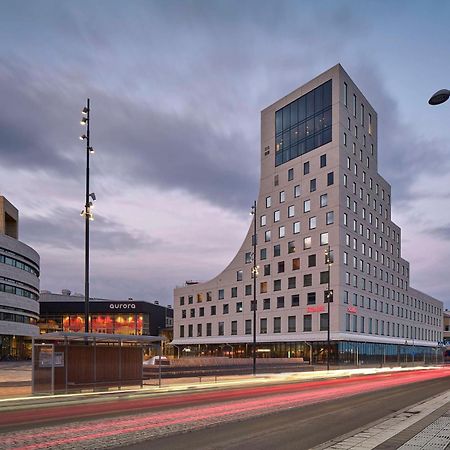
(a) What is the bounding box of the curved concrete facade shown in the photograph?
[0,233,40,358]
[173,64,443,364]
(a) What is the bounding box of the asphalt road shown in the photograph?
[121,374,450,450]
[0,368,448,450]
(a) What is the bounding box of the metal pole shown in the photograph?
[31,337,35,395]
[158,343,162,387]
[84,98,90,333]
[252,200,257,376]
[326,245,331,371]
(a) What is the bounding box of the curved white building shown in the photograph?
[0,196,40,359]
[173,65,443,364]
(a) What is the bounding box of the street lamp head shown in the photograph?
[89,192,96,201]
[428,89,450,105]
[89,146,95,154]
[80,117,88,125]
[79,134,87,140]
[82,107,89,115]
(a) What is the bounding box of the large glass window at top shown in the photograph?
[275,80,332,166]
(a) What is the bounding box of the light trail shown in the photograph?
[0,367,448,450]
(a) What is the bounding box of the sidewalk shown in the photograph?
[0,362,31,398]
[314,390,450,450]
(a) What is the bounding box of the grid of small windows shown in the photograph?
[275,80,332,166]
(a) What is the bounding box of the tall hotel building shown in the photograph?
[0,196,40,359]
[173,64,443,364]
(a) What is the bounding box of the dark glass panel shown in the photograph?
[282,149,290,163]
[291,99,298,124]
[275,152,283,166]
[323,80,332,107]
[315,113,323,132]
[314,84,323,111]
[298,121,306,140]
[323,107,332,129]
[298,96,306,121]
[290,125,298,144]
[275,110,283,135]
[282,105,291,130]
[315,133,323,147]
[322,127,332,144]
[298,140,305,155]
[306,117,314,136]
[275,134,283,152]
[283,130,291,148]
[306,136,315,152]
[306,91,314,118]
[290,143,299,159]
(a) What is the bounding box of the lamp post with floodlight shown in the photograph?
[80,99,96,333]
[250,201,258,375]
[325,245,334,371]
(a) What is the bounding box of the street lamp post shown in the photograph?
[428,89,450,106]
[325,245,333,371]
[250,201,258,376]
[80,99,95,333]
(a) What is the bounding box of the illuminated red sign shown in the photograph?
[347,306,357,314]
[307,305,325,313]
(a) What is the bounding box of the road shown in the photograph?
[0,367,448,450]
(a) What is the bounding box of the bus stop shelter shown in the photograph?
[32,332,166,394]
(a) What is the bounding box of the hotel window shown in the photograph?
[347,156,351,169]
[292,258,300,271]
[343,174,348,187]
[188,296,193,304]
[368,113,372,135]
[211,305,216,315]
[274,317,281,333]
[279,226,286,238]
[223,304,229,314]
[343,291,349,304]
[274,244,281,257]
[360,316,365,333]
[245,285,252,296]
[288,277,296,289]
[294,185,301,197]
[310,178,316,192]
[264,264,271,276]
[326,211,334,225]
[278,261,285,273]
[288,205,295,217]
[280,191,286,203]
[320,313,329,331]
[353,94,356,118]
[265,230,271,242]
[260,215,266,226]
[197,323,202,337]
[218,289,224,300]
[288,241,296,254]
[304,161,310,175]
[231,321,237,335]
[236,271,243,282]
[245,252,252,264]
[308,254,316,267]
[347,117,351,130]
[207,323,212,336]
[345,314,351,332]
[274,210,280,222]
[218,322,224,336]
[303,274,312,287]
[288,316,296,332]
[320,154,327,168]
[360,104,365,126]
[344,213,348,226]
[303,236,312,250]
[266,196,272,208]
[231,287,237,298]
[343,132,347,146]
[344,82,348,106]
[207,291,212,301]
[327,172,334,186]
[199,307,204,317]
[260,318,267,334]
[263,298,271,310]
[307,292,316,305]
[309,216,317,230]
[182,310,186,319]
[260,281,268,293]
[304,199,311,213]
[320,271,329,284]
[277,296,285,308]
[288,168,294,181]
[291,294,300,307]
[179,325,184,338]
[180,296,185,306]
[274,279,282,291]
[236,302,243,313]
[304,314,312,332]
[320,194,328,208]
[188,324,193,337]
[260,248,267,260]
[320,232,329,246]
[352,315,357,332]
[293,221,300,234]
[354,125,358,138]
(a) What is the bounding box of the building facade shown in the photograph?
[172,64,443,364]
[38,291,173,337]
[0,196,40,359]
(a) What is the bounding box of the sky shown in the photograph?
[1,0,450,307]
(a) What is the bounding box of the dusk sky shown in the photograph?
[1,1,450,308]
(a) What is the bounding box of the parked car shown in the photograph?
[143,356,170,366]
